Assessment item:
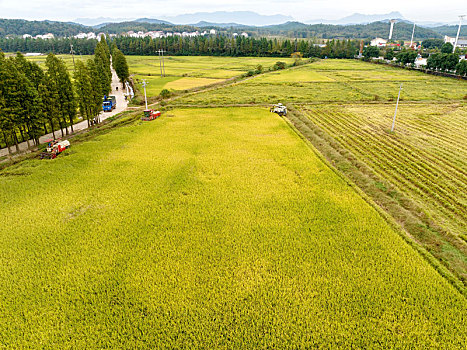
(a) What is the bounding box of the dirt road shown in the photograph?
[0,65,128,157]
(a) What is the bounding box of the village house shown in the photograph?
[370,38,387,47]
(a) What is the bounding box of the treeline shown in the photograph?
[0,37,98,55]
[364,42,467,76]
[113,36,359,58]
[99,21,199,35]
[427,53,467,74]
[0,39,130,154]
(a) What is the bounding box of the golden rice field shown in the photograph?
[175,59,467,105]
[24,53,92,72]
[127,55,295,96]
[295,103,467,283]
[0,107,465,347]
[172,58,467,289]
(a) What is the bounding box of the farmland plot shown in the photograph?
[126,55,295,96]
[293,102,467,284]
[0,107,465,348]
[175,59,467,105]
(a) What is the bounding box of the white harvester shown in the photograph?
[270,103,287,116]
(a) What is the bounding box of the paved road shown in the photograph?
[0,66,128,157]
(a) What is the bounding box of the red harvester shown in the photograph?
[142,109,161,121]
[40,139,70,159]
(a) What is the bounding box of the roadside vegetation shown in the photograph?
[0,38,123,152]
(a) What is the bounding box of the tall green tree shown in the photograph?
[13,52,46,147]
[87,59,104,122]
[45,53,76,136]
[74,60,94,127]
[0,53,40,153]
[112,47,129,84]
[94,39,112,97]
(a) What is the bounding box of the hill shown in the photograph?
[0,18,90,37]
[0,18,446,40]
[431,25,467,37]
[247,21,441,39]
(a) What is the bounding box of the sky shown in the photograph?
[0,0,465,23]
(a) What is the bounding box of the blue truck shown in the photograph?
[102,95,117,112]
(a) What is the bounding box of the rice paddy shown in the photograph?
[1,57,466,347]
[127,55,295,95]
[0,107,465,347]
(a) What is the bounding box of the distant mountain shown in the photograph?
[307,11,406,25]
[193,21,243,28]
[133,18,172,25]
[160,11,293,26]
[73,17,133,26]
[338,11,405,24]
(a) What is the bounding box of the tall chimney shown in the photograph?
[389,19,396,41]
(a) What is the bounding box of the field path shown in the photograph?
[0,63,128,157]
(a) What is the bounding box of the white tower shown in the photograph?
[389,19,396,41]
[453,15,465,53]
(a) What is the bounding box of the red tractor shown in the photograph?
[40,139,70,159]
[142,109,161,121]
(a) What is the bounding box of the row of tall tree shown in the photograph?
[0,37,98,55]
[1,36,360,59]
[0,39,114,154]
[112,47,129,84]
[112,36,360,59]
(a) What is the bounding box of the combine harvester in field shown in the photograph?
[270,103,287,116]
[40,139,70,159]
[141,109,161,121]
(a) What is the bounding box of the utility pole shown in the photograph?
[157,49,166,77]
[142,80,148,110]
[453,15,465,53]
[70,43,75,70]
[410,23,416,48]
[162,49,165,76]
[391,84,403,132]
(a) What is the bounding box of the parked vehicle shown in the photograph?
[102,95,117,112]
